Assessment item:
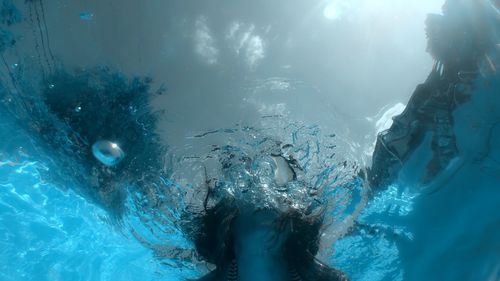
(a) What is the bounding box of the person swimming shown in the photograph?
[4,50,349,280]
[185,146,349,281]
[191,200,348,281]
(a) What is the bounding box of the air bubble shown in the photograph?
[91,140,125,166]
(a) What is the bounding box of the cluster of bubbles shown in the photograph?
[165,120,366,254]
[206,144,316,213]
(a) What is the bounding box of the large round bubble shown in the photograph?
[91,140,125,166]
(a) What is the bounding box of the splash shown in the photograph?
[165,119,367,264]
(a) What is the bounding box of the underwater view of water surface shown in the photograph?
[1,0,499,280]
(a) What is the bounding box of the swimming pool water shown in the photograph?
[1,0,500,280]
[0,110,197,281]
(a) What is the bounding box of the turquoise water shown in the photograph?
[1,0,499,280]
[1,50,499,281]
[3,93,498,281]
[1,67,499,281]
[0,110,196,281]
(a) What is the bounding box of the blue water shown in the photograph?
[1,0,499,280]
[3,93,498,281]
[0,110,197,281]
[1,76,499,281]
[1,65,499,281]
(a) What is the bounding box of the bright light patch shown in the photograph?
[321,0,443,21]
[194,17,218,64]
[226,22,266,67]
[245,35,265,66]
[375,102,406,134]
[323,3,342,20]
